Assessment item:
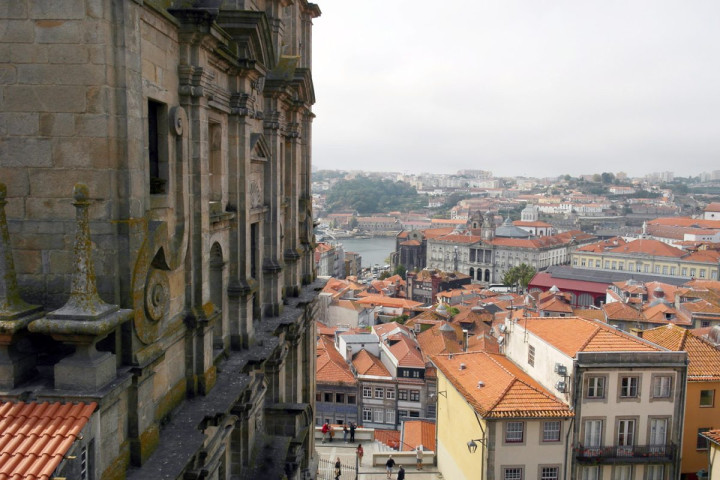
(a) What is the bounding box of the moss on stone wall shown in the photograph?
[101,441,130,480]
[155,378,187,424]
[199,365,217,395]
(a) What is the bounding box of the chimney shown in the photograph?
[462,329,469,352]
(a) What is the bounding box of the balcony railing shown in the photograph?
[574,444,676,463]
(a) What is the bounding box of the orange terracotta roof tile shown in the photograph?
[416,322,464,357]
[608,238,685,257]
[356,295,423,309]
[402,420,436,451]
[432,352,572,418]
[641,324,720,380]
[573,308,606,322]
[374,429,401,449]
[316,337,357,385]
[602,302,644,321]
[0,402,96,480]
[352,349,391,377]
[701,429,720,446]
[388,335,426,368]
[521,317,661,356]
[649,217,720,229]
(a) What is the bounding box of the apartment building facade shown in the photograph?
[503,317,687,480]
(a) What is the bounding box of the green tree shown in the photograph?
[324,177,424,214]
[393,264,407,279]
[502,263,537,289]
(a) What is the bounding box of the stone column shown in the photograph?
[0,183,44,389]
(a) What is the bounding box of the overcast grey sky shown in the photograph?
[311,1,720,178]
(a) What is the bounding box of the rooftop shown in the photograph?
[0,402,96,480]
[432,351,573,419]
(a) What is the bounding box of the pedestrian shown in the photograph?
[385,455,395,479]
[343,423,349,443]
[321,422,329,444]
[397,465,406,480]
[329,425,334,443]
[356,444,364,465]
[349,422,356,442]
[416,445,423,470]
[334,457,341,480]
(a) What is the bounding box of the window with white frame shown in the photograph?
[652,376,672,398]
[540,466,559,480]
[543,421,561,442]
[619,376,638,398]
[362,408,372,421]
[410,390,420,402]
[649,418,667,446]
[386,388,395,399]
[363,386,371,398]
[613,465,632,480]
[617,419,635,447]
[412,370,420,378]
[586,376,605,399]
[583,419,602,447]
[375,387,384,399]
[374,408,383,423]
[700,389,715,407]
[503,467,523,480]
[646,465,664,480]
[581,466,600,480]
[505,422,524,443]
[386,409,395,425]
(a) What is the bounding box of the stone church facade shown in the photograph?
[0,1,321,479]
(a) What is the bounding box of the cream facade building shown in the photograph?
[0,1,320,479]
[503,317,687,480]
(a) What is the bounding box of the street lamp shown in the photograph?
[467,438,485,454]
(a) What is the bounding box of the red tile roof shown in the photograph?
[607,239,685,257]
[402,420,436,451]
[374,429,401,449]
[387,334,426,368]
[317,336,357,385]
[521,317,662,356]
[0,402,96,480]
[432,352,573,419]
[701,429,720,446]
[352,349,392,377]
[641,324,720,380]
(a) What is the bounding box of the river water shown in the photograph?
[335,237,396,268]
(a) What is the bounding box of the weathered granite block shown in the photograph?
[54,350,116,389]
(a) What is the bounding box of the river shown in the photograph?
[335,237,396,268]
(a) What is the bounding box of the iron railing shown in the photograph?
[574,443,676,463]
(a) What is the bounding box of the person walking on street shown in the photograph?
[349,422,356,442]
[334,457,341,480]
[343,424,349,443]
[356,444,364,466]
[416,445,423,470]
[385,455,395,479]
[397,465,406,480]
[321,422,329,444]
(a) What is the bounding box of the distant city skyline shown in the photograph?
[312,1,720,179]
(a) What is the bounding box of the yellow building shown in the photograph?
[571,238,720,281]
[700,430,720,480]
[641,325,720,477]
[432,352,573,480]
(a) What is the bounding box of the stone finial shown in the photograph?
[29,184,132,391]
[0,183,42,321]
[47,183,117,320]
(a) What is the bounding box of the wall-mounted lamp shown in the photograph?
[467,438,486,454]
